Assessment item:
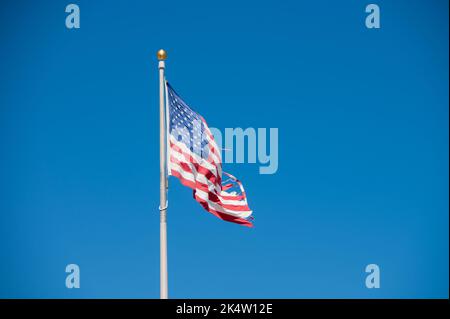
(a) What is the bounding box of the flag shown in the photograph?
[166,82,253,227]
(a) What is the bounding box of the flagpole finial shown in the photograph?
[157,49,167,61]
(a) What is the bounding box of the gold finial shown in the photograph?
[157,49,167,61]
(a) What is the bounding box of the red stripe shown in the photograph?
[222,183,233,191]
[220,193,246,201]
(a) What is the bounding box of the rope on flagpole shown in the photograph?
[158,201,168,211]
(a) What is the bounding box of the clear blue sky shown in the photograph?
[0,0,448,298]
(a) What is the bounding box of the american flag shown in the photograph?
[166,82,253,227]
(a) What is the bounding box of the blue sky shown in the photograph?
[0,0,448,298]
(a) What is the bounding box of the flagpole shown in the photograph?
[157,49,168,299]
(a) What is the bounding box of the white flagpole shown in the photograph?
[157,49,168,299]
